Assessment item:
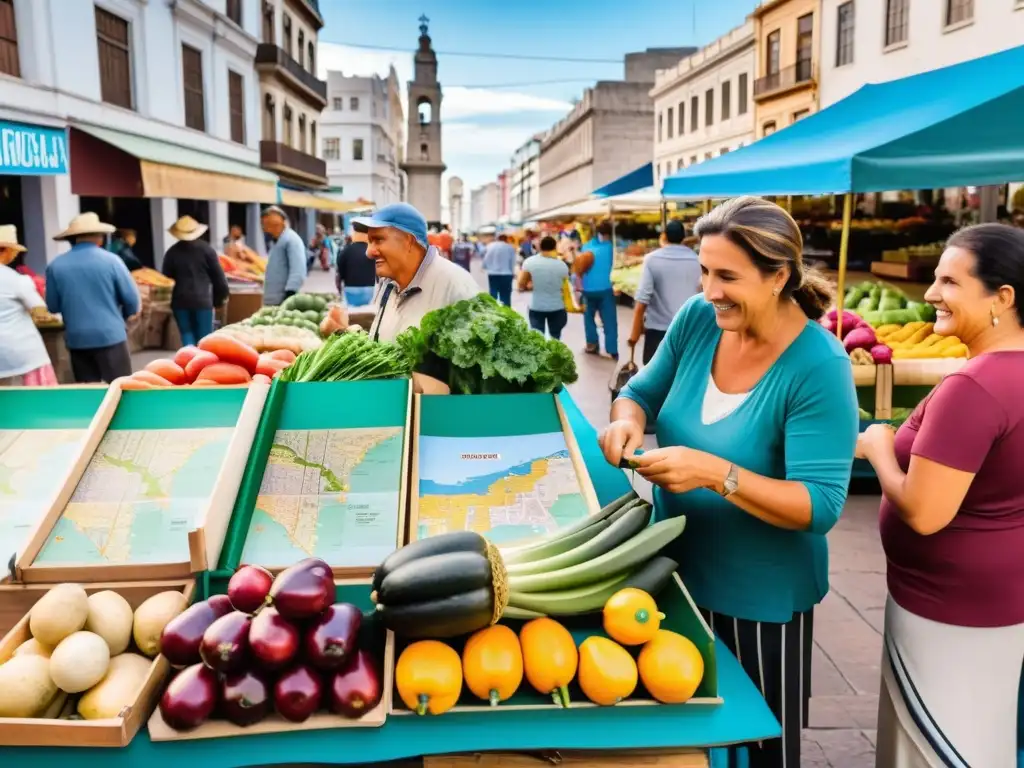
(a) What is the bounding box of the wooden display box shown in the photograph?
[390,574,720,716]
[226,291,264,324]
[147,579,393,741]
[0,579,193,748]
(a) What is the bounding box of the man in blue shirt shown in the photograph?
[46,212,140,383]
[482,234,517,306]
[574,221,618,360]
[261,206,307,306]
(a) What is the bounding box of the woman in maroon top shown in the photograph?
[857,224,1024,768]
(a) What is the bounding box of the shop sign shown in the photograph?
[0,121,68,175]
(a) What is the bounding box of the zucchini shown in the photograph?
[500,519,611,566]
[372,531,487,592]
[499,490,638,555]
[378,587,495,639]
[619,556,679,597]
[377,551,492,606]
[501,606,545,620]
[507,571,632,616]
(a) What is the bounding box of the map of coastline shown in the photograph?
[241,427,404,568]
[0,429,87,563]
[417,433,590,544]
[35,428,233,566]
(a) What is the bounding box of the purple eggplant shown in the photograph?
[221,670,272,727]
[159,664,219,731]
[268,558,335,620]
[199,610,251,673]
[304,603,362,671]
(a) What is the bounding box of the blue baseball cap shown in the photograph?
[352,203,429,250]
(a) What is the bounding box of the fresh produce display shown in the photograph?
[219,245,267,283]
[132,268,175,290]
[842,280,936,327]
[611,264,642,297]
[603,588,665,646]
[157,559,383,731]
[243,299,329,336]
[874,321,968,359]
[395,293,578,395]
[395,640,463,715]
[0,584,185,720]
[461,625,523,707]
[215,323,323,355]
[520,616,578,707]
[117,335,290,390]
[278,329,414,383]
[372,492,686,640]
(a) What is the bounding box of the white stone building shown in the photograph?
[320,68,404,207]
[447,176,464,234]
[0,0,276,269]
[819,0,1024,107]
[650,20,756,184]
[509,135,541,223]
[469,181,499,232]
[400,16,445,227]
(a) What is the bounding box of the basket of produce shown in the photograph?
[147,559,391,740]
[132,267,174,303]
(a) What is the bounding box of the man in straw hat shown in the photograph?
[0,225,55,386]
[162,215,229,347]
[46,212,140,383]
[261,205,307,306]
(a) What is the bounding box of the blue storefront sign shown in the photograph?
[0,120,68,175]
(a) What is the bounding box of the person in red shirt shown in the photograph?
[857,223,1024,768]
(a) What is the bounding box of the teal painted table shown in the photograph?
[0,390,782,764]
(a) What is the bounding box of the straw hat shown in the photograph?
[53,212,116,241]
[168,215,209,241]
[0,224,26,252]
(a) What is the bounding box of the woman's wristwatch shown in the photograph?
[720,463,739,498]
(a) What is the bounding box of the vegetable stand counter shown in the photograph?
[0,390,781,765]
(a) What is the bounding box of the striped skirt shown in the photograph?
[701,608,813,768]
[877,596,1024,768]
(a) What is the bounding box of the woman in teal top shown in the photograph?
[601,196,858,768]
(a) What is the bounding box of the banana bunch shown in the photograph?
[498,491,685,619]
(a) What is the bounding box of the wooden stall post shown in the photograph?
[875,364,894,420]
[835,192,854,339]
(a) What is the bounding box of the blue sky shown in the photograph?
[317,0,763,207]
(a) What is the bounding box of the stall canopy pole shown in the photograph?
[835,192,854,339]
[609,201,616,262]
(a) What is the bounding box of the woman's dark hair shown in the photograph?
[540,235,557,251]
[693,195,834,320]
[947,223,1024,325]
[596,221,613,238]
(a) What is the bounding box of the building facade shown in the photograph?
[651,20,756,183]
[320,68,404,207]
[819,0,1024,107]
[0,0,273,269]
[447,176,463,234]
[400,16,445,227]
[752,0,822,140]
[469,181,498,232]
[509,135,541,223]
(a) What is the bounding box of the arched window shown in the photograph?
[307,42,315,73]
[420,143,429,160]
[762,121,777,137]
[263,94,276,141]
[297,31,305,66]
[417,97,432,125]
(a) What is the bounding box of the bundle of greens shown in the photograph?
[396,293,578,395]
[278,329,413,383]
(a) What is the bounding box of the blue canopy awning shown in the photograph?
[593,163,653,197]
[661,44,1024,198]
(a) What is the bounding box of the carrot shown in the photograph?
[173,345,200,369]
[255,356,290,378]
[189,379,220,387]
[266,349,297,363]
[252,374,272,385]
[184,350,219,382]
[119,379,156,390]
[198,335,260,374]
[196,362,252,385]
[145,359,187,385]
[131,370,173,387]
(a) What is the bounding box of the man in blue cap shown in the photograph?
[352,202,479,342]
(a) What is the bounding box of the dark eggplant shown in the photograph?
[160,597,235,667]
[371,531,487,594]
[273,664,322,722]
[249,606,300,670]
[620,556,679,597]
[304,603,362,671]
[328,649,382,718]
[159,663,219,731]
[377,587,494,639]
[228,565,274,614]
[221,670,272,727]
[377,551,492,607]
[199,611,251,673]
[269,558,335,620]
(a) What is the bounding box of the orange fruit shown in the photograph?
[577,636,637,706]
[602,588,664,646]
[638,629,704,704]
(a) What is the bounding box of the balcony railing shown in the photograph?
[260,140,327,184]
[753,61,815,100]
[255,43,327,106]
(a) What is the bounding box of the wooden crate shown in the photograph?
[425,749,708,768]
[0,579,193,747]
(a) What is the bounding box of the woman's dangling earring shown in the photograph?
[773,287,781,296]
[992,307,1000,327]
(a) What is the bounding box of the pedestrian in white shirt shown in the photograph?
[0,226,56,386]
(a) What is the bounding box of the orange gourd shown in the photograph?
[519,618,578,708]
[462,625,523,706]
[395,640,462,716]
[578,636,637,706]
[603,588,665,646]
[638,629,705,704]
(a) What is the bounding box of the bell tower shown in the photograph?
[400,15,446,227]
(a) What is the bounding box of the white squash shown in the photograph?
[0,655,57,718]
[29,583,89,648]
[77,653,151,720]
[132,590,187,657]
[13,638,52,659]
[49,631,110,694]
[85,590,134,655]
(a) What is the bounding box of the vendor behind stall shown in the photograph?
[357,203,479,342]
[261,206,307,306]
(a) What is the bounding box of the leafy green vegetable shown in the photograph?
[396,294,578,395]
[279,330,413,383]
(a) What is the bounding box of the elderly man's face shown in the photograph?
[366,226,420,281]
[262,213,285,239]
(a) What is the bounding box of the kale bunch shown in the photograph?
[396,293,578,395]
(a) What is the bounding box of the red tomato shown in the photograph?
[131,370,173,387]
[266,349,297,363]
[198,336,260,374]
[255,356,290,378]
[196,362,252,385]
[144,359,187,386]
[173,345,200,369]
[184,350,219,382]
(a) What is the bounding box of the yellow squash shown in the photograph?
[462,624,524,706]
[519,617,578,708]
[603,588,665,646]
[638,629,705,704]
[395,640,463,716]
[578,636,637,706]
